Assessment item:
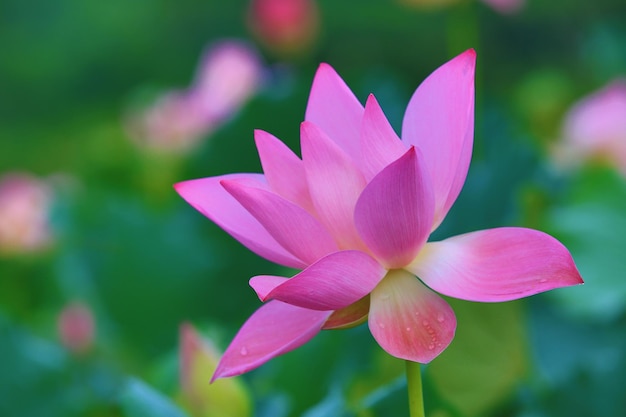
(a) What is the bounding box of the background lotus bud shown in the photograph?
[58,301,95,355]
[179,323,251,417]
[247,0,319,55]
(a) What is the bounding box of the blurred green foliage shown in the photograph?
[1,0,626,416]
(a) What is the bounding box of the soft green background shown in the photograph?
[1,0,626,416]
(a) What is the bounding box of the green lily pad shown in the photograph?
[427,299,527,417]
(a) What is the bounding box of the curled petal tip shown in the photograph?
[249,275,288,301]
[456,48,477,65]
[317,62,332,71]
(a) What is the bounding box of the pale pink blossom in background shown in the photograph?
[398,0,464,8]
[555,79,626,176]
[0,172,53,254]
[176,50,582,380]
[247,0,319,55]
[58,301,95,354]
[128,41,263,153]
[480,0,524,14]
[399,0,524,14]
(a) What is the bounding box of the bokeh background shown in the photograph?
[2,0,626,416]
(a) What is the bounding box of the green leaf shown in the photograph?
[427,299,528,417]
[543,167,626,321]
[119,377,189,417]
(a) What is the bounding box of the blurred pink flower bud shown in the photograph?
[179,323,251,417]
[0,173,52,254]
[247,0,319,55]
[480,0,524,14]
[128,41,263,153]
[555,80,626,175]
[58,301,95,355]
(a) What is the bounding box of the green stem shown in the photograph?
[406,361,425,417]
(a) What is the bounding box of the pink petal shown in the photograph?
[221,178,339,265]
[360,94,408,181]
[368,269,456,363]
[407,227,584,302]
[301,121,368,250]
[249,275,288,300]
[401,50,476,230]
[305,63,364,159]
[250,250,386,310]
[174,175,305,269]
[354,147,435,268]
[254,129,314,212]
[212,301,332,380]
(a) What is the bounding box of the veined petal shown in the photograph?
[301,121,369,250]
[254,129,314,212]
[407,227,584,302]
[174,175,305,269]
[360,94,407,181]
[221,179,338,265]
[305,63,364,159]
[250,250,386,311]
[212,301,332,380]
[369,269,456,363]
[354,147,435,268]
[401,50,476,230]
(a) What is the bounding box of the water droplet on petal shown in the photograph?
[427,343,435,350]
[406,327,412,332]
[539,278,548,284]
[422,319,429,326]
[240,347,248,356]
[437,313,445,323]
[377,321,385,329]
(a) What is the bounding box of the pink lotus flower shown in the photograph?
[175,50,583,380]
[0,172,53,254]
[555,79,626,176]
[128,40,263,153]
